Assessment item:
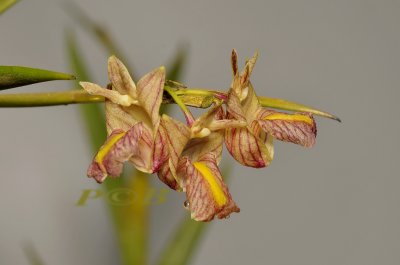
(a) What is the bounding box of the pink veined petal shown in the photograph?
[226,89,247,121]
[136,66,166,127]
[257,109,317,147]
[107,56,137,98]
[158,160,181,191]
[225,126,272,168]
[225,85,273,168]
[128,124,154,173]
[87,124,143,183]
[152,124,169,173]
[177,154,239,222]
[157,115,191,190]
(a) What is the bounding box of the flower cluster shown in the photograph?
[80,50,317,222]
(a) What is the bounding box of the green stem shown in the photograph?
[0,90,102,107]
[164,85,195,125]
[0,88,340,121]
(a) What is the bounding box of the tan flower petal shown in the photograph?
[184,105,229,164]
[178,154,240,222]
[136,66,166,127]
[183,131,224,165]
[80,81,137,107]
[226,88,247,121]
[108,56,137,98]
[239,83,263,122]
[157,115,191,190]
[87,124,143,183]
[258,109,317,147]
[105,100,138,133]
[190,105,224,138]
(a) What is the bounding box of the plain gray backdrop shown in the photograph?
[1,0,399,264]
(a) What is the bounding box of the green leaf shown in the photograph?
[63,2,134,78]
[156,218,207,265]
[166,45,188,81]
[156,162,232,265]
[0,0,19,14]
[0,66,75,90]
[23,243,46,265]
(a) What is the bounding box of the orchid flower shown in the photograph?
[225,50,317,168]
[80,56,169,183]
[158,94,244,221]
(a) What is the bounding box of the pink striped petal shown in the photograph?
[225,86,273,168]
[128,125,155,173]
[136,66,166,127]
[156,115,190,189]
[87,124,143,183]
[225,126,273,168]
[257,109,317,147]
[178,154,239,222]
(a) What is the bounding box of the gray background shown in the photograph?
[1,0,399,264]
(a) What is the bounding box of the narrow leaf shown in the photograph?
[156,217,207,265]
[63,2,133,77]
[0,66,75,90]
[23,243,46,265]
[67,29,149,265]
[167,45,188,81]
[156,161,232,265]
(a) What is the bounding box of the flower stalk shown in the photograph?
[0,87,340,121]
